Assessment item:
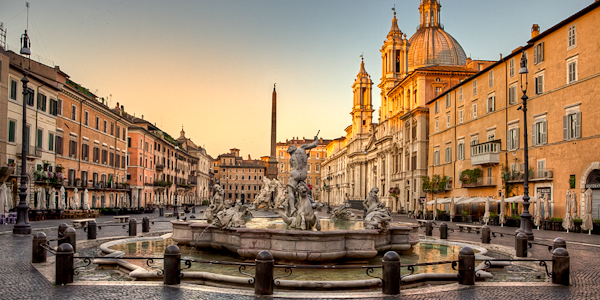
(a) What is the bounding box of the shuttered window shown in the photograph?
[563,112,581,140]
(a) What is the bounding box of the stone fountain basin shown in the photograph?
[171,219,419,262]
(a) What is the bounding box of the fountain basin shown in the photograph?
[171,218,419,262]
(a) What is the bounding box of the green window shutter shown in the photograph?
[8,120,15,142]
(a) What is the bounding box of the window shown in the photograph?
[458,87,463,101]
[10,79,17,100]
[457,142,465,160]
[26,88,34,106]
[472,79,477,95]
[532,120,547,146]
[458,110,463,124]
[472,104,477,119]
[535,73,544,95]
[433,150,440,166]
[445,146,451,164]
[116,125,120,138]
[127,138,131,147]
[102,149,108,164]
[36,128,43,149]
[488,70,494,87]
[509,85,517,105]
[568,25,576,49]
[57,99,62,115]
[48,132,54,151]
[434,101,439,113]
[567,57,578,84]
[110,123,114,136]
[563,112,581,140]
[37,94,47,112]
[446,114,450,128]
[71,105,77,121]
[84,111,89,126]
[533,42,544,64]
[103,120,107,133]
[109,152,114,166]
[445,94,451,108]
[95,116,99,130]
[8,120,16,143]
[507,127,520,150]
[487,95,495,113]
[470,137,479,146]
[435,120,439,133]
[509,59,515,77]
[122,128,126,140]
[435,87,442,97]
[55,135,63,155]
[49,99,58,116]
[81,143,89,160]
[93,147,100,162]
[69,140,78,158]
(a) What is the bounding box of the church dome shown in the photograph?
[407,0,467,70]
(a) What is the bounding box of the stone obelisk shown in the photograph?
[267,84,278,179]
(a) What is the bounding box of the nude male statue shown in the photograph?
[287,135,319,216]
[363,187,380,215]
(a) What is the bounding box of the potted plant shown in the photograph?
[55,164,64,173]
[489,212,499,226]
[548,217,563,231]
[461,210,470,223]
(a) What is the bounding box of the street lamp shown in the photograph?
[13,30,32,235]
[174,146,179,219]
[518,51,534,241]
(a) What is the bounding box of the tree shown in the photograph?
[422,175,450,208]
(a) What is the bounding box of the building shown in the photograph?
[214,148,266,203]
[276,137,331,201]
[321,1,492,212]
[427,1,600,219]
[176,127,211,202]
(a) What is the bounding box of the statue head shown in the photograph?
[297,181,309,196]
[287,145,297,154]
[223,199,233,209]
[370,187,379,196]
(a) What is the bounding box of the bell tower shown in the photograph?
[351,57,374,138]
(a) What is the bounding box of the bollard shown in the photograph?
[192,206,196,214]
[129,218,137,237]
[481,225,491,244]
[164,245,181,285]
[552,247,570,286]
[516,232,527,257]
[553,237,567,251]
[58,223,69,247]
[32,232,47,263]
[142,217,150,233]
[382,251,401,295]
[515,228,524,244]
[440,222,448,239]
[56,243,74,285]
[87,220,97,240]
[458,247,475,285]
[159,207,164,217]
[64,227,77,253]
[425,220,433,236]
[255,250,274,295]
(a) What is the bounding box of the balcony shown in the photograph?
[505,168,554,183]
[16,144,42,159]
[532,168,554,181]
[461,177,497,188]
[156,164,164,172]
[470,140,500,165]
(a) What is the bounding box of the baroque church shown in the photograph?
[322,0,493,212]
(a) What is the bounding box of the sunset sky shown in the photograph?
[1,0,592,159]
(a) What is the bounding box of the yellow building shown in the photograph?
[427,2,600,219]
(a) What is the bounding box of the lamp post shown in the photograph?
[518,51,534,241]
[326,176,332,213]
[13,30,32,235]
[174,146,179,219]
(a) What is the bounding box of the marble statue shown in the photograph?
[363,187,381,214]
[206,184,225,223]
[277,181,321,230]
[329,203,356,220]
[362,187,393,229]
[286,136,319,216]
[213,199,252,229]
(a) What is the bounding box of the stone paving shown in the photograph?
[1,207,599,299]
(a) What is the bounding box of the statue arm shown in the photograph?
[300,136,319,150]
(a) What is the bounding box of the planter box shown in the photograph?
[574,222,582,233]
[593,223,600,234]
[465,216,472,223]
[553,222,562,231]
[543,220,553,230]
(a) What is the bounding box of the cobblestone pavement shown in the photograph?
[1,208,600,299]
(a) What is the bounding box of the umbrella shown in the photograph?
[544,194,550,219]
[126,194,131,208]
[449,197,455,222]
[0,183,7,214]
[422,197,427,218]
[582,188,593,234]
[433,197,438,220]
[563,190,574,232]
[73,188,79,210]
[83,189,90,210]
[571,191,578,219]
[60,186,66,209]
[499,194,506,226]
[482,197,491,225]
[48,188,56,209]
[40,187,46,209]
[36,187,43,210]
[6,185,13,210]
[109,194,114,208]
[534,194,542,228]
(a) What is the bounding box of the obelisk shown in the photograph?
[267,84,278,179]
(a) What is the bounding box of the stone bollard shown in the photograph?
[159,207,164,217]
[142,217,150,233]
[458,247,475,285]
[164,245,181,285]
[55,243,74,285]
[58,223,69,247]
[64,227,77,253]
[32,232,47,263]
[516,232,528,257]
[255,250,274,295]
[440,222,448,239]
[481,225,491,244]
[553,237,567,251]
[425,220,433,236]
[515,228,524,244]
[87,220,97,240]
[129,218,137,237]
[552,247,570,286]
[382,251,401,295]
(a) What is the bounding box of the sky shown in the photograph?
[0,0,594,159]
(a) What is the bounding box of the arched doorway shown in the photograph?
[584,168,600,219]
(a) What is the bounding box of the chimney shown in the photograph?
[531,24,540,38]
[141,115,144,120]
[116,102,119,109]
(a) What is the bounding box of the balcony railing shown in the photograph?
[16,144,42,159]
[461,177,496,188]
[532,168,554,180]
[505,168,553,183]
[470,140,500,165]
[156,164,164,172]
